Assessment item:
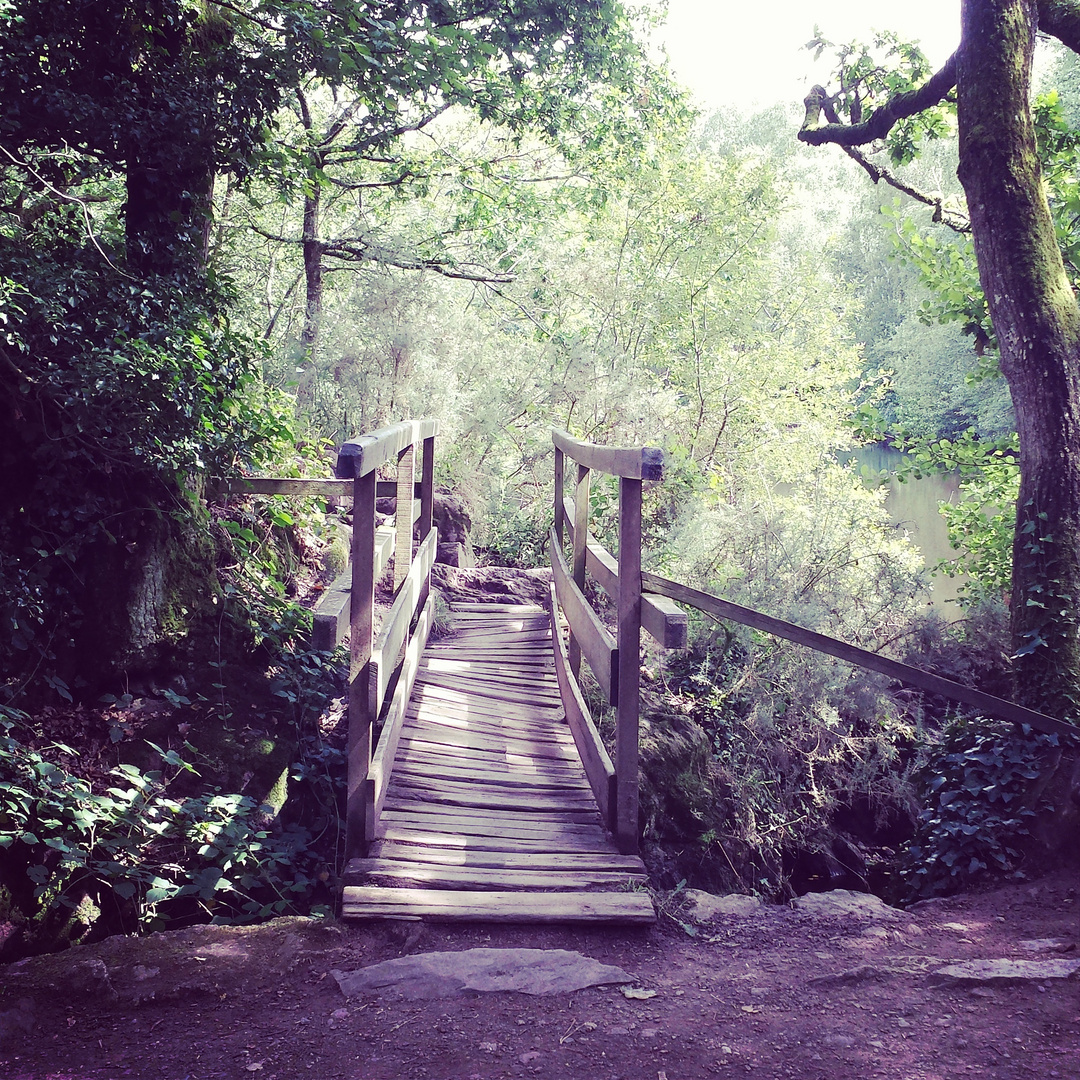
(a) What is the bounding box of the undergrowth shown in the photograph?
[900,718,1064,899]
[0,491,350,960]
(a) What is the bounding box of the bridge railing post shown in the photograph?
[569,462,590,680]
[345,467,376,862]
[614,475,642,853]
[548,428,665,855]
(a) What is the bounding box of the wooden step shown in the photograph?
[348,858,646,890]
[340,886,655,923]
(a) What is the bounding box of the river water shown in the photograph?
[848,444,966,613]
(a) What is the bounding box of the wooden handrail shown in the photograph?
[552,428,663,480]
[210,420,440,860]
[341,420,440,858]
[643,573,1077,741]
[335,419,440,479]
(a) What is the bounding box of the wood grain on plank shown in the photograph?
[351,860,646,891]
[367,844,646,872]
[341,887,656,923]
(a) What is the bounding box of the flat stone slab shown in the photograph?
[333,948,635,1000]
[931,959,1080,986]
[791,890,900,922]
[683,890,763,922]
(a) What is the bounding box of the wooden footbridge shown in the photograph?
[218,420,1076,926]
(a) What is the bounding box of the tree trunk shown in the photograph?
[297,183,324,409]
[125,154,215,276]
[957,0,1080,719]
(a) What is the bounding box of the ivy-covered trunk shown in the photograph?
[957,0,1080,719]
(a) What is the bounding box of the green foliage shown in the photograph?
[901,720,1060,898]
[1033,90,1080,289]
[0,231,297,696]
[852,411,1018,608]
[0,719,329,947]
[639,621,924,898]
[882,203,994,354]
[805,30,955,164]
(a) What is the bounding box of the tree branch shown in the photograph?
[323,239,513,283]
[839,144,970,231]
[798,52,958,148]
[1038,0,1080,52]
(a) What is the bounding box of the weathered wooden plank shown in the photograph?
[367,844,646,872]
[212,477,354,497]
[418,653,558,675]
[449,602,546,613]
[405,715,573,749]
[416,673,563,706]
[341,887,656,923]
[389,779,599,812]
[583,539,688,650]
[551,428,663,481]
[379,807,608,836]
[414,673,565,708]
[398,728,580,761]
[447,610,550,621]
[439,631,554,645]
[642,572,1078,740]
[395,758,591,791]
[349,860,646,891]
[548,583,617,830]
[412,673,563,707]
[398,741,585,773]
[377,826,615,853]
[370,530,438,716]
[409,687,568,723]
[335,419,440,480]
[549,527,617,702]
[365,595,436,839]
[395,762,591,793]
[384,792,603,822]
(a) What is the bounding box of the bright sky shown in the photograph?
[651,0,962,114]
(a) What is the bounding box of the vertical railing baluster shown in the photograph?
[419,431,436,607]
[345,467,376,861]
[615,476,643,854]
[569,462,590,679]
[554,446,565,546]
[393,439,415,593]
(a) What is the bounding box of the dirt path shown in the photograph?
[1,871,1076,1080]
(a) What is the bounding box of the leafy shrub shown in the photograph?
[900,719,1062,899]
[0,712,334,959]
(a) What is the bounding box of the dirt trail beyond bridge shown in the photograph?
[1,870,1076,1080]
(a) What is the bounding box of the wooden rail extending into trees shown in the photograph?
[547,426,1073,859]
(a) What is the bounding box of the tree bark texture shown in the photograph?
[958,0,1080,717]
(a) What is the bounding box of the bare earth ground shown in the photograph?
[1,871,1077,1080]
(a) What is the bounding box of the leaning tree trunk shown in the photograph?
[957,0,1080,720]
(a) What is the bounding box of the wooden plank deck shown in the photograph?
[342,602,655,924]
